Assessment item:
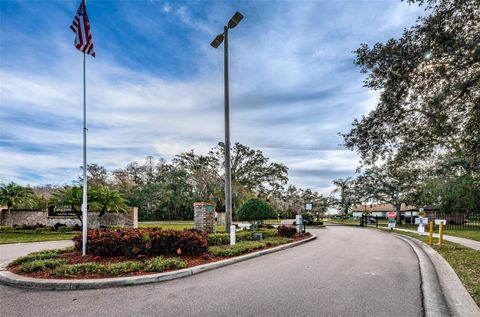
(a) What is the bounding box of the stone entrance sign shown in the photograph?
[194,202,216,233]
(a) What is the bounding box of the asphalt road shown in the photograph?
[0,227,423,317]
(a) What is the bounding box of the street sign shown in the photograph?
[387,212,396,219]
[415,217,428,225]
[305,203,312,211]
[435,219,447,225]
[388,217,396,229]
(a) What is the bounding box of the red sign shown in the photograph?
[387,212,397,219]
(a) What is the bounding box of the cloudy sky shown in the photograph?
[0,0,425,194]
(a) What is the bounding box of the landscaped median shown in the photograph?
[0,226,315,290]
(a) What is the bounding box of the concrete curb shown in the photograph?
[394,234,480,317]
[0,234,316,291]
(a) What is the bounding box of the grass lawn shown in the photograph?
[380,229,480,306]
[442,230,480,242]
[0,232,76,244]
[324,219,359,225]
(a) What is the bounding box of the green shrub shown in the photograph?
[19,259,66,273]
[98,261,144,277]
[35,227,53,233]
[53,261,143,277]
[236,231,254,241]
[236,199,278,226]
[0,226,14,232]
[256,228,278,238]
[52,263,101,277]
[263,237,293,245]
[208,241,265,257]
[208,233,230,246]
[13,253,60,265]
[57,226,76,232]
[13,247,74,265]
[143,257,187,272]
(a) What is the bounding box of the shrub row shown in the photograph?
[13,247,74,265]
[51,256,187,277]
[1,224,82,232]
[208,228,280,246]
[74,228,208,257]
[208,237,293,257]
[19,259,66,273]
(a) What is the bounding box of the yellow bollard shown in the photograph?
[429,221,433,247]
[439,222,444,247]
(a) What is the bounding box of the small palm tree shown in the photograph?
[0,182,36,213]
[52,186,84,223]
[90,186,129,217]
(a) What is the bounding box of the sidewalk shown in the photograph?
[392,228,480,251]
[0,240,74,268]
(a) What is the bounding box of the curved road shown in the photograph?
[0,227,423,317]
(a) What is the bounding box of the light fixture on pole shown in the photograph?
[210,11,243,234]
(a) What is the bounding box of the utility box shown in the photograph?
[253,233,263,241]
[296,215,303,233]
[194,202,216,233]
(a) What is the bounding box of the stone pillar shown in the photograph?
[125,207,138,228]
[194,202,216,233]
[216,211,226,226]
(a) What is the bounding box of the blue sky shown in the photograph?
[0,0,426,193]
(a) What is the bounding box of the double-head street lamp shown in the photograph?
[211,11,243,234]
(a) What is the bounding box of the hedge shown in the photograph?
[277,225,297,238]
[74,228,208,257]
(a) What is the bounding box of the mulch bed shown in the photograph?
[8,233,311,279]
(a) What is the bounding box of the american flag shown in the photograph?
[70,0,96,57]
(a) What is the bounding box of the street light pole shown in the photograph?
[211,12,243,234]
[223,25,232,234]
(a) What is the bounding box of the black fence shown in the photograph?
[358,213,480,231]
[427,214,480,231]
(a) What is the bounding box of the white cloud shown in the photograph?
[0,0,425,194]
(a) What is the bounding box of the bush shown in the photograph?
[53,263,100,277]
[0,226,14,232]
[236,199,278,225]
[208,237,293,257]
[310,221,324,226]
[35,227,53,233]
[19,259,66,273]
[74,228,209,257]
[143,257,187,272]
[13,247,74,265]
[52,257,187,277]
[277,225,297,238]
[256,228,278,238]
[208,233,230,246]
[13,253,60,265]
[53,223,66,231]
[208,241,265,257]
[57,226,77,232]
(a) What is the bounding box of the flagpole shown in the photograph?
[82,50,88,256]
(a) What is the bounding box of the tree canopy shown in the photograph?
[343,0,479,167]
[236,198,278,224]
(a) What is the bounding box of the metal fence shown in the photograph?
[427,214,480,231]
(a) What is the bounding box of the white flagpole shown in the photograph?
[82,50,88,256]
